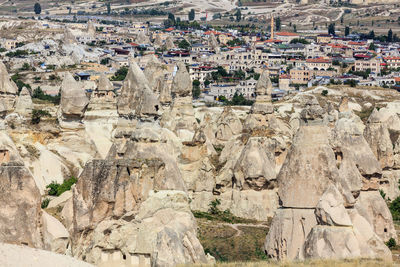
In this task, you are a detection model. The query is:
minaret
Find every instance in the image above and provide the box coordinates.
[271,15,274,39]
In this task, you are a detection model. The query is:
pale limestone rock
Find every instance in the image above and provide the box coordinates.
[208,33,219,52]
[364,107,394,169]
[117,61,160,120]
[380,170,400,201]
[63,28,77,45]
[0,243,93,267]
[348,209,392,261]
[315,185,352,226]
[278,124,337,208]
[136,31,150,45]
[355,190,396,242]
[153,34,163,47]
[264,208,317,260]
[0,162,43,248]
[215,106,242,143]
[338,96,350,112]
[171,62,192,98]
[144,55,166,94]
[42,211,69,254]
[233,137,276,190]
[59,72,89,118]
[47,190,72,209]
[0,61,18,114]
[160,63,198,140]
[303,226,361,259]
[87,20,96,37]
[14,87,33,116]
[165,36,175,50]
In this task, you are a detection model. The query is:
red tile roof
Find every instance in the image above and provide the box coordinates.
[306,57,331,63]
[276,32,299,37]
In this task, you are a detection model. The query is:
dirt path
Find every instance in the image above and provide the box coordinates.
[222,223,269,237]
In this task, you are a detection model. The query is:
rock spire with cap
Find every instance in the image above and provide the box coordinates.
[59,72,89,117]
[117,61,160,120]
[171,62,192,98]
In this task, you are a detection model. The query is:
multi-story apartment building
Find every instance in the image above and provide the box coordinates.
[355,58,381,74]
[305,57,332,71]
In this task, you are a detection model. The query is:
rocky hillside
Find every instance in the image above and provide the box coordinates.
[0,53,399,266]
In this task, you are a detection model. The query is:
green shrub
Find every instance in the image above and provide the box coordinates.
[57,177,77,196]
[46,177,77,196]
[321,89,328,96]
[41,198,50,209]
[31,109,51,124]
[111,66,128,81]
[389,196,400,221]
[386,237,396,249]
[46,181,59,196]
[32,87,60,104]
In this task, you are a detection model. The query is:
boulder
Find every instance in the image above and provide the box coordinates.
[315,185,352,226]
[303,226,361,259]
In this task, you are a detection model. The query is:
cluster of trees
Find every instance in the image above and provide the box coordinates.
[32,87,60,104]
[218,92,254,106]
[110,66,128,81]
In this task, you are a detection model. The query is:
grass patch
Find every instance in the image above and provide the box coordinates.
[196,219,269,262]
[355,107,374,123]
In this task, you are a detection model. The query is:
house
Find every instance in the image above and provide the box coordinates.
[317,34,332,44]
[355,57,381,74]
[275,32,299,43]
[305,57,332,71]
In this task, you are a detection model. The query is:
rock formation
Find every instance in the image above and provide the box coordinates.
[264,97,394,261]
[59,72,89,122]
[87,73,115,111]
[244,70,280,132]
[136,31,150,45]
[63,28,77,45]
[0,61,18,115]
[68,129,208,266]
[144,54,166,95]
[161,62,198,141]
[165,36,175,50]
[14,87,33,116]
[87,20,96,37]
[0,242,93,267]
[208,33,220,53]
[117,61,160,120]
[153,34,163,47]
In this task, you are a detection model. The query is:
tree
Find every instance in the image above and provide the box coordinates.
[328,23,335,35]
[388,29,393,42]
[367,30,375,40]
[168,13,175,22]
[188,9,195,21]
[178,39,190,50]
[34,2,41,14]
[192,80,200,99]
[275,17,281,31]
[106,2,111,15]
[345,26,350,36]
[235,9,241,22]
